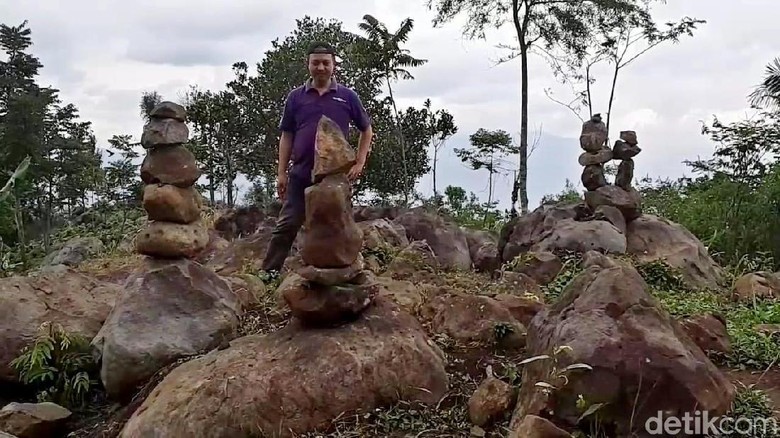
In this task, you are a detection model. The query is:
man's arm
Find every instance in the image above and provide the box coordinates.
[278,131,293,177]
[356,124,373,166]
[350,90,373,167]
[278,91,296,176]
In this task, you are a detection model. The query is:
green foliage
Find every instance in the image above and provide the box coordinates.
[426,185,509,233]
[720,384,780,438]
[638,109,780,267]
[539,179,582,207]
[539,251,584,301]
[10,321,98,409]
[650,289,780,370]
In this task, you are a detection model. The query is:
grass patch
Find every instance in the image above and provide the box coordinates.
[642,262,780,370]
[719,383,780,437]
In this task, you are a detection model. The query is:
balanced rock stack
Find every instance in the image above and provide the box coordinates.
[135,101,208,258]
[578,113,611,191]
[577,114,643,223]
[612,130,641,189]
[282,115,376,327]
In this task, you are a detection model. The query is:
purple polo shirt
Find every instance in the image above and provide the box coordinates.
[279,78,371,180]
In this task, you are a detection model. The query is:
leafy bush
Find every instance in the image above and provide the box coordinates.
[10,321,99,409]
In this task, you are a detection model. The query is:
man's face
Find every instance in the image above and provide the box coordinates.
[307,53,333,81]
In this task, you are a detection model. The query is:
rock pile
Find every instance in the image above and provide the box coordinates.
[135,102,208,258]
[281,115,376,327]
[578,114,642,223]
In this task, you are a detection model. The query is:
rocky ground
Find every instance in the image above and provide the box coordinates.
[1,199,779,438]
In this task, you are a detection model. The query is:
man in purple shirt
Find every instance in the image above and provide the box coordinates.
[261,41,373,275]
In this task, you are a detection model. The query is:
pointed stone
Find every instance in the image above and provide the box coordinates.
[312,115,356,183]
[616,159,634,189]
[580,114,608,152]
[620,130,638,145]
[612,140,641,160]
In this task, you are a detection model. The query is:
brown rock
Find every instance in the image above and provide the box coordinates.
[421,290,526,348]
[301,174,362,268]
[0,269,119,382]
[498,203,589,263]
[581,165,607,191]
[465,229,500,273]
[119,297,449,438]
[374,276,425,314]
[393,208,473,271]
[497,271,543,298]
[142,184,201,224]
[578,148,612,166]
[626,215,725,291]
[510,251,562,285]
[150,101,186,122]
[297,254,364,285]
[620,130,638,145]
[468,376,517,427]
[282,272,378,327]
[680,314,731,355]
[584,184,642,221]
[135,220,209,258]
[531,218,626,254]
[509,415,571,438]
[612,140,641,159]
[0,402,71,438]
[731,272,780,301]
[593,205,626,235]
[312,115,356,183]
[615,159,634,189]
[493,293,545,327]
[92,258,241,401]
[357,218,409,250]
[141,118,189,149]
[509,262,735,435]
[581,250,620,269]
[382,240,439,282]
[579,114,608,152]
[140,145,201,188]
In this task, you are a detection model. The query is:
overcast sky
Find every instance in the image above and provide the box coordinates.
[2,0,778,210]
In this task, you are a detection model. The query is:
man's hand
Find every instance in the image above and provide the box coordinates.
[347,161,364,182]
[277,171,288,200]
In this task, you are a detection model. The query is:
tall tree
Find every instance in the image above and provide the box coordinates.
[542,6,703,141]
[749,57,780,112]
[426,0,649,216]
[422,99,458,204]
[455,128,519,207]
[358,14,427,205]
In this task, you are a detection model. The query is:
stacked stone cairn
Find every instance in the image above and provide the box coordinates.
[281,115,378,327]
[135,101,208,258]
[578,113,643,227]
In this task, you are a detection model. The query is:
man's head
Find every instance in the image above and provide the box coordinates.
[306,41,335,84]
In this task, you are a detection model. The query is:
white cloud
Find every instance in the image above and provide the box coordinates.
[1,0,778,211]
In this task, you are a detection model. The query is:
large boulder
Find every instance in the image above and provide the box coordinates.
[625,214,725,290]
[464,229,501,273]
[498,203,589,263]
[0,269,119,382]
[92,258,243,400]
[731,272,780,302]
[119,297,448,437]
[41,236,104,268]
[530,219,626,255]
[393,209,473,271]
[509,259,735,436]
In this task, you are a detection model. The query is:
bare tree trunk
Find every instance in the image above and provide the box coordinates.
[433,144,438,205]
[605,60,620,145]
[387,81,409,206]
[518,42,530,215]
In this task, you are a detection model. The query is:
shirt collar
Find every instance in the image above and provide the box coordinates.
[304,77,339,92]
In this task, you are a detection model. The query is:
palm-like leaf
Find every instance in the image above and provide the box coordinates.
[748,57,780,111]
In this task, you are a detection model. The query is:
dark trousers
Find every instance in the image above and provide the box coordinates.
[262,174,311,272]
